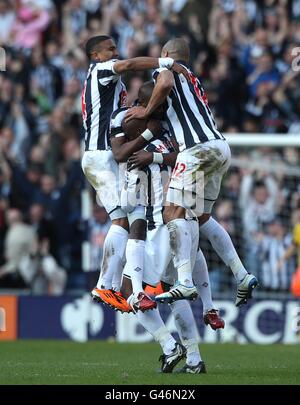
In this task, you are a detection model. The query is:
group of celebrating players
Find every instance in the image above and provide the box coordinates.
[81,35,258,374]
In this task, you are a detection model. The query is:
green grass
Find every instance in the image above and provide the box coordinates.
[0,341,300,385]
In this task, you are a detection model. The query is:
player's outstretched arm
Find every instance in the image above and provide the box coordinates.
[113,57,169,74]
[113,57,189,80]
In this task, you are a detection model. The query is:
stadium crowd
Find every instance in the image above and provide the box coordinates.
[0,0,299,295]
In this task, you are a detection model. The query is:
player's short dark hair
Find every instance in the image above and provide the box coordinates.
[85,35,111,58]
[138,81,154,104]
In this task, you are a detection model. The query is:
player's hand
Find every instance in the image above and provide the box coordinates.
[172,62,191,82]
[128,151,153,170]
[125,106,147,122]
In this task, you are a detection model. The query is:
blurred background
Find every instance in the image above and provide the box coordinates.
[0,0,299,343]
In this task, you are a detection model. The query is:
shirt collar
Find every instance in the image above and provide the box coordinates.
[176,59,189,68]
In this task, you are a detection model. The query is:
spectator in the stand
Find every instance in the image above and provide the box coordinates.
[28,202,56,258]
[247,50,280,98]
[209,38,247,130]
[239,172,279,275]
[260,217,293,291]
[245,80,288,133]
[222,169,241,203]
[3,152,43,212]
[29,47,63,109]
[33,152,83,270]
[0,208,36,288]
[240,173,278,238]
[19,237,67,295]
[0,0,15,45]
[11,0,52,50]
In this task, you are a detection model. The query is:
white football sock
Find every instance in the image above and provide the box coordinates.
[199,217,248,283]
[167,219,193,287]
[192,249,214,313]
[126,239,145,294]
[169,300,201,365]
[111,259,124,291]
[137,309,176,355]
[184,339,201,366]
[97,224,128,289]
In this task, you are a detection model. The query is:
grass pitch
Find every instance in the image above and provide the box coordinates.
[0,341,299,385]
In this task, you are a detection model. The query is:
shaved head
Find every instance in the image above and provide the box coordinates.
[162,38,190,63]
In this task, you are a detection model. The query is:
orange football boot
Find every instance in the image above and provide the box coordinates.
[145,282,164,297]
[91,288,132,313]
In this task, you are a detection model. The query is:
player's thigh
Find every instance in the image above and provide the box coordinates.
[166,148,204,214]
[82,151,125,218]
[143,226,172,287]
[203,142,231,213]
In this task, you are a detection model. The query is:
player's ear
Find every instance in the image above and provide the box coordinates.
[90,50,98,60]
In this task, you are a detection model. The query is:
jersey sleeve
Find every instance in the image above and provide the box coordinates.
[293,224,300,246]
[110,109,127,138]
[152,67,168,82]
[96,59,119,86]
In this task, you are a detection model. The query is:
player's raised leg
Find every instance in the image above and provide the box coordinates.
[198,213,258,307]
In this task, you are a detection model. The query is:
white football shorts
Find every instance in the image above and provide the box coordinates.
[81,150,126,220]
[166,139,231,215]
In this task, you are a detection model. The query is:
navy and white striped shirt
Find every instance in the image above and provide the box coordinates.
[109,107,174,230]
[144,135,174,230]
[153,63,225,152]
[82,59,127,151]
